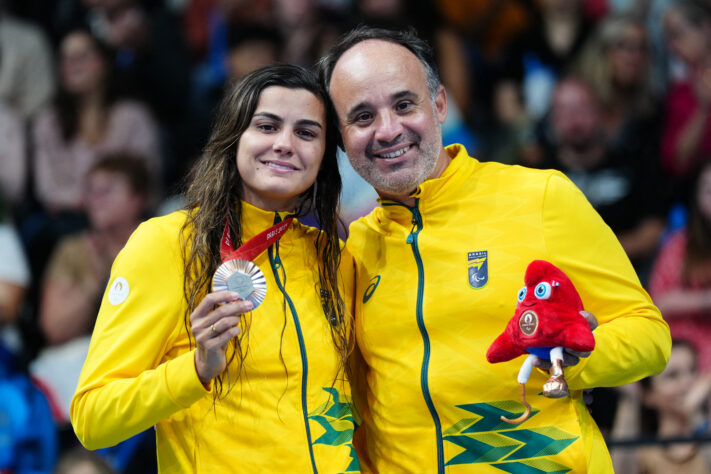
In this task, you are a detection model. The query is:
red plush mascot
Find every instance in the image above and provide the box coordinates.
[486,260,595,424]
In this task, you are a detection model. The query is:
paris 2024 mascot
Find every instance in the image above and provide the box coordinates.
[486,260,596,424]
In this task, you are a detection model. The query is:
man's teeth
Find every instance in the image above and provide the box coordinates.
[266,162,295,170]
[379,145,411,158]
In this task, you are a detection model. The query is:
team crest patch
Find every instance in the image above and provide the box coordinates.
[468,251,488,289]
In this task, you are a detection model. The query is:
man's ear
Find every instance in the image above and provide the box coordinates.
[434,85,447,123]
[434,85,448,125]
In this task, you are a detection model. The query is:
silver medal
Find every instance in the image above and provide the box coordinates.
[212,259,267,309]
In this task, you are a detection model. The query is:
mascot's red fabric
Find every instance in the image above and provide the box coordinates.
[486,260,595,363]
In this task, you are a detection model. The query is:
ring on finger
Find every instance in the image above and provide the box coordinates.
[211,324,218,336]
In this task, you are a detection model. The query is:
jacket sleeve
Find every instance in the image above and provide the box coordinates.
[541,172,671,389]
[70,218,209,450]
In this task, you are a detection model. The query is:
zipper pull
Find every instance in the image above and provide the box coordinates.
[406,203,421,244]
[406,218,416,244]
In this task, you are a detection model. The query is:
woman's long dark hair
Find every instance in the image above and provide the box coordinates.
[55,28,118,141]
[684,162,711,286]
[180,64,350,399]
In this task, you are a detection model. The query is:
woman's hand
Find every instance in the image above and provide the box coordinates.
[190,291,253,385]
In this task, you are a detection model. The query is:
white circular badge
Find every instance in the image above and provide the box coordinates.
[108,277,130,305]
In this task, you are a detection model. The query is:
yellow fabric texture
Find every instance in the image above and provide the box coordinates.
[347,144,670,473]
[71,201,359,473]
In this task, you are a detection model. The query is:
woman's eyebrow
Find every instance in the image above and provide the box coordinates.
[253,112,322,129]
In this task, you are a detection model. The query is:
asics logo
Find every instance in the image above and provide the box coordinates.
[363,275,381,303]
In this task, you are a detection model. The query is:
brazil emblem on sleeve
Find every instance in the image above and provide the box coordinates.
[468,251,488,289]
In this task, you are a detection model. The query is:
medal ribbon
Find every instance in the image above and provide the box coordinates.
[220,216,293,263]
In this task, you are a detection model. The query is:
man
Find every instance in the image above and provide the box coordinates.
[543,76,668,284]
[318,26,670,473]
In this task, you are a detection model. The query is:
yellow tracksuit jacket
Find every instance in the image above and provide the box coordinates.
[71,201,359,473]
[347,144,670,473]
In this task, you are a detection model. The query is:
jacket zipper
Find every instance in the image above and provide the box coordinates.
[388,200,445,472]
[268,216,318,474]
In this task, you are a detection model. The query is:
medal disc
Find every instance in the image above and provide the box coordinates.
[212,259,267,309]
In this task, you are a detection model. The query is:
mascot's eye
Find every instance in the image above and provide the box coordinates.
[534,282,552,299]
[517,286,527,302]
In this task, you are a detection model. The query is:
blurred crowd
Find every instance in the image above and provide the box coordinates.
[4,0,711,472]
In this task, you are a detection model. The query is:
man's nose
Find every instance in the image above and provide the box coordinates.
[374,111,404,143]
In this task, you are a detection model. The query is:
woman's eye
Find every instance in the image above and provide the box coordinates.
[517,286,527,302]
[534,282,552,299]
[296,129,317,139]
[257,124,276,132]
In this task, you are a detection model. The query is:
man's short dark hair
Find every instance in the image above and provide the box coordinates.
[317,25,441,100]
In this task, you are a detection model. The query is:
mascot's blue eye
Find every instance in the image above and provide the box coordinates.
[517,286,527,302]
[534,282,552,299]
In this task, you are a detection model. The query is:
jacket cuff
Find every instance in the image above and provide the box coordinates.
[164,350,211,408]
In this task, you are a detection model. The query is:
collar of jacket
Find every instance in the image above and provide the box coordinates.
[375,143,479,225]
[238,200,297,242]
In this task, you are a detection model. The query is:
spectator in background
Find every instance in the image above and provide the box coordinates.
[661,0,711,200]
[637,340,711,473]
[650,161,711,372]
[0,102,26,209]
[85,0,190,188]
[225,23,282,82]
[539,77,667,282]
[574,13,662,158]
[0,0,55,120]
[508,0,594,121]
[38,154,150,349]
[32,27,161,214]
[611,340,711,474]
[54,447,116,474]
[272,0,345,67]
[435,0,532,123]
[31,153,150,431]
[182,0,273,63]
[0,195,31,350]
[189,23,283,176]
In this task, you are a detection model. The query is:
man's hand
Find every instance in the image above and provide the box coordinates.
[534,310,598,370]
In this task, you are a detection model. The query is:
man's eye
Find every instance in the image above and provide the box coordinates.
[396,101,413,112]
[355,112,373,123]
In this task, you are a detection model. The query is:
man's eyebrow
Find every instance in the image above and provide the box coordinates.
[346,102,370,120]
[253,112,322,128]
[392,90,418,101]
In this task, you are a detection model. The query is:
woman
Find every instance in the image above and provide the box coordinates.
[40,153,151,348]
[70,64,358,473]
[610,340,711,474]
[660,0,711,190]
[32,28,161,213]
[650,161,711,372]
[574,13,660,157]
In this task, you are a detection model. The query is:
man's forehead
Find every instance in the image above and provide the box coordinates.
[336,40,419,70]
[330,39,424,90]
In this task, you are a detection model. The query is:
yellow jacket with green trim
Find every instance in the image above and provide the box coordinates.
[71,201,359,473]
[347,144,670,474]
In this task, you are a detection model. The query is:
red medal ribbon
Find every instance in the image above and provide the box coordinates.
[220,216,293,262]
